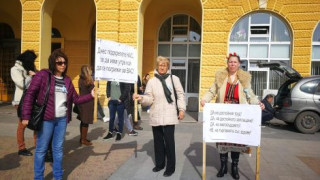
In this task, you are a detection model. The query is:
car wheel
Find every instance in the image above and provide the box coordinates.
[294,111,320,134]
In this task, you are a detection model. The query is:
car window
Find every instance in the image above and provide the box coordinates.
[300,80,319,94]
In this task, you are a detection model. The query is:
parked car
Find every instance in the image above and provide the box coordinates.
[258,62,320,134]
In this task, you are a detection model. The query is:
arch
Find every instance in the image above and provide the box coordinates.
[228,11,293,98]
[0,0,21,102]
[311,22,320,75]
[0,23,15,39]
[41,0,96,73]
[139,0,202,109]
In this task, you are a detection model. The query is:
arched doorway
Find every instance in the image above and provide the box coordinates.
[157,14,201,107]
[42,0,96,79]
[140,0,202,111]
[0,0,21,102]
[229,12,292,98]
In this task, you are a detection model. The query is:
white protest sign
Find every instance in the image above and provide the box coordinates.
[95,39,137,83]
[203,103,261,146]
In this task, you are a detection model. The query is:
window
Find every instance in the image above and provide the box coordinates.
[229,13,291,98]
[311,23,320,75]
[158,14,201,98]
[300,80,319,94]
[51,28,63,52]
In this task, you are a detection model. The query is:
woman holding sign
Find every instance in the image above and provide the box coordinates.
[133,56,186,177]
[200,53,264,180]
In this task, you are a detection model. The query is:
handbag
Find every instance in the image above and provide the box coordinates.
[170,75,179,116]
[19,72,51,131]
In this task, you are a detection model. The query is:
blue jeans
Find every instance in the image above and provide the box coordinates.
[108,100,125,133]
[34,117,67,180]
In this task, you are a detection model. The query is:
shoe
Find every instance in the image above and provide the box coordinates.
[103,117,109,123]
[116,133,122,141]
[18,149,33,156]
[133,125,143,130]
[147,109,150,113]
[163,171,174,177]
[128,130,138,136]
[103,132,113,140]
[152,167,164,172]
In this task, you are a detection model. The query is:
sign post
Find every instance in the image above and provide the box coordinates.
[202,103,262,180]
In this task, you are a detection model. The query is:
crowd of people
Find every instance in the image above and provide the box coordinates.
[11,49,275,179]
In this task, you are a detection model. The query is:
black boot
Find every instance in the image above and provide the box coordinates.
[217,153,228,177]
[231,152,240,180]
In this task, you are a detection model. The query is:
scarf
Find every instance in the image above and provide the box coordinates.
[155,73,173,103]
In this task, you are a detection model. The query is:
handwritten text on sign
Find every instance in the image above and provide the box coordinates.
[95,39,137,83]
[203,103,261,146]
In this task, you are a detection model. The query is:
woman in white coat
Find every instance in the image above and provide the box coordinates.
[133,56,186,177]
[10,50,37,156]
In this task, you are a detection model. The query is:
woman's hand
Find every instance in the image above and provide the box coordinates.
[132,93,142,101]
[28,70,35,76]
[259,101,265,110]
[91,87,98,98]
[21,120,29,126]
[200,99,206,107]
[178,111,185,120]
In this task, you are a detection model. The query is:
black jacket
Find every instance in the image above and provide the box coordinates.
[261,98,275,115]
[107,81,131,114]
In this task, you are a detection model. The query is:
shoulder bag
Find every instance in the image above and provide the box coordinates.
[170,75,179,116]
[19,72,51,131]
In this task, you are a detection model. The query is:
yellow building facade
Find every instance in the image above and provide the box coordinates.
[1,0,320,112]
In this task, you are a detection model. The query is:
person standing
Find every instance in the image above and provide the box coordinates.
[200,53,264,180]
[78,65,95,146]
[11,50,37,156]
[133,56,186,177]
[103,81,131,141]
[21,49,94,180]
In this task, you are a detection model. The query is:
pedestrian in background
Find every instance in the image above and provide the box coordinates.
[261,94,275,125]
[21,49,94,180]
[103,81,131,141]
[78,65,95,146]
[133,56,186,177]
[11,50,37,156]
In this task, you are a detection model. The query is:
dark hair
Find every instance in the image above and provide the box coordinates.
[48,48,68,76]
[265,94,274,99]
[17,50,37,72]
[227,52,241,63]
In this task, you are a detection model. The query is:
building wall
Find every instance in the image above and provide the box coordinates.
[2,0,319,109]
[200,0,320,104]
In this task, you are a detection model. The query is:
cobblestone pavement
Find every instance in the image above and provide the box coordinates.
[0,103,320,180]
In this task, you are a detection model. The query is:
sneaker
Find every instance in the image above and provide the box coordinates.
[103,117,109,123]
[147,109,150,113]
[18,149,33,156]
[128,130,138,136]
[116,133,122,141]
[103,132,113,140]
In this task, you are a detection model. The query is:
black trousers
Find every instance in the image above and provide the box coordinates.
[152,125,175,173]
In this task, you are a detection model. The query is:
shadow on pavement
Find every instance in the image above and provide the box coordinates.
[184,142,220,179]
[0,152,22,170]
[104,140,138,161]
[44,127,106,179]
[137,139,155,165]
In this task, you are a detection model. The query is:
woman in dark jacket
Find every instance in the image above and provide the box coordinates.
[21,49,94,180]
[78,65,94,146]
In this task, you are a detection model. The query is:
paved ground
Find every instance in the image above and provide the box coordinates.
[0,102,319,180]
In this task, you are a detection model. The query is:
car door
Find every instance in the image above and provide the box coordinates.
[313,80,320,109]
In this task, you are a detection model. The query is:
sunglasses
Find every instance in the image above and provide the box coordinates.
[56,61,67,66]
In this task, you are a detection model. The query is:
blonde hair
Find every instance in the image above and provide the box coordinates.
[80,65,93,86]
[156,56,170,69]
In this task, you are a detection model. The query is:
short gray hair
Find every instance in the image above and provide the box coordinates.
[156,56,170,69]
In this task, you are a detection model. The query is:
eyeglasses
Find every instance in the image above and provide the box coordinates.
[56,61,67,66]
